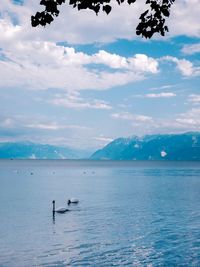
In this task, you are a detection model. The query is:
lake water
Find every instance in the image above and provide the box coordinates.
[0,160,200,266]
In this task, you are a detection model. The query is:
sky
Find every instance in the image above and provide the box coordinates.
[0,0,200,150]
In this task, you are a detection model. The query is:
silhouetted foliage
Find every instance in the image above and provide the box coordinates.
[31,0,175,38]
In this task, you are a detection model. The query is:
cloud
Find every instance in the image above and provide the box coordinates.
[188,94,200,105]
[1,0,200,47]
[0,1,198,94]
[176,108,200,127]
[0,114,95,148]
[0,40,159,91]
[163,56,200,77]
[182,43,200,55]
[169,0,200,38]
[0,19,21,41]
[0,1,144,44]
[111,112,153,122]
[144,108,200,133]
[0,115,89,132]
[131,91,177,99]
[93,135,114,143]
[50,92,112,110]
[0,117,15,128]
[1,0,200,150]
[93,50,128,69]
[26,122,89,130]
[145,92,176,98]
[109,107,200,136]
[93,51,158,73]
[128,54,159,73]
[149,84,175,91]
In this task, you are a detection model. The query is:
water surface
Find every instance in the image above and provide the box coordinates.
[0,160,200,266]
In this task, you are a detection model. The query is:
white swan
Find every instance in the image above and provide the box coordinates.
[52,200,70,213]
[68,198,79,205]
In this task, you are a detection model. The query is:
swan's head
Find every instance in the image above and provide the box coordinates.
[67,199,70,205]
[52,200,55,204]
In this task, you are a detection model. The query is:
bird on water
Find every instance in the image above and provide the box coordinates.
[68,198,79,205]
[52,200,70,214]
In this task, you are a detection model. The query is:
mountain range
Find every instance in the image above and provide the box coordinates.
[90,132,200,160]
[1,133,200,160]
[0,141,92,159]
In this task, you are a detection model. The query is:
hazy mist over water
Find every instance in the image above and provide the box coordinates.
[0,160,200,266]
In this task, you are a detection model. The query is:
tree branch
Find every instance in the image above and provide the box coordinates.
[31,0,175,38]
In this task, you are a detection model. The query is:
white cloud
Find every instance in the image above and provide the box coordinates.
[93,50,128,69]
[0,1,198,95]
[93,136,114,143]
[1,1,138,45]
[163,56,200,77]
[176,108,200,128]
[50,92,112,110]
[169,0,200,38]
[182,43,200,55]
[145,92,176,98]
[0,19,21,41]
[111,112,153,122]
[26,122,89,130]
[0,118,15,128]
[145,108,200,133]
[188,94,200,105]
[0,40,159,91]
[149,84,175,91]
[0,115,89,131]
[0,114,95,148]
[97,52,158,74]
[1,0,200,150]
[175,59,196,77]
[128,54,159,74]
[1,0,200,47]
[93,51,158,73]
[110,107,200,136]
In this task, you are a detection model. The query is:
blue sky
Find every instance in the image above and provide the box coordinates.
[0,0,200,150]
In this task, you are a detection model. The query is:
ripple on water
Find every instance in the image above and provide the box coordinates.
[0,160,200,266]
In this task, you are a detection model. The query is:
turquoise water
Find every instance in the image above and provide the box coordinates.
[0,160,200,266]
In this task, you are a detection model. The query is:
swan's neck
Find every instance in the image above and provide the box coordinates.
[52,201,55,213]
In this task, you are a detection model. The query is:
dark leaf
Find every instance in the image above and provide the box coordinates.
[127,0,136,5]
[31,0,176,39]
[161,8,170,17]
[139,10,148,19]
[31,16,39,27]
[92,4,101,14]
[103,5,112,14]
[45,13,54,24]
